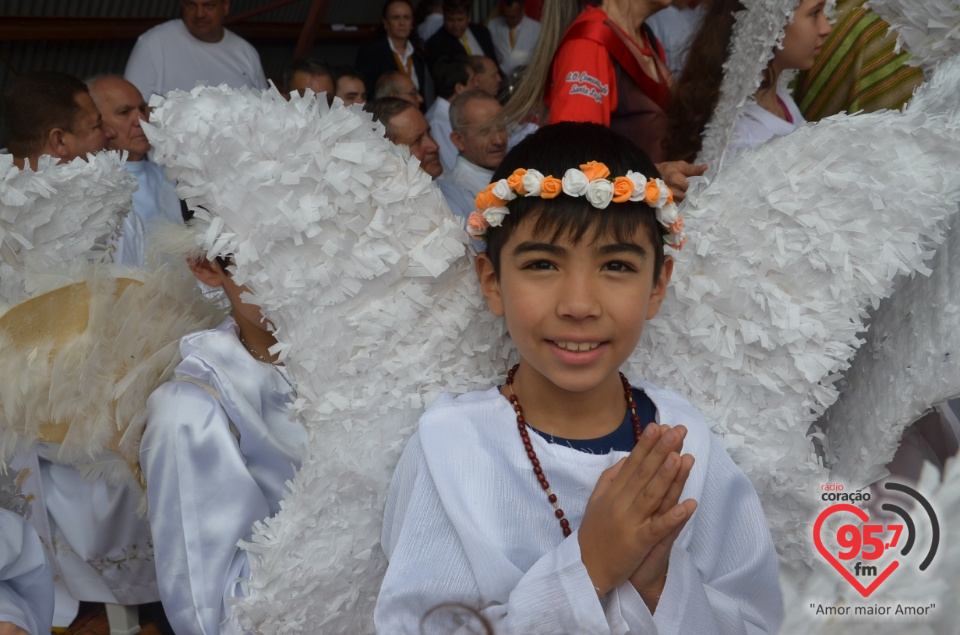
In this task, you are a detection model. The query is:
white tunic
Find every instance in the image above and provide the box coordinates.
[141,318,307,635]
[727,89,805,159]
[0,509,53,635]
[124,20,268,100]
[376,384,783,634]
[488,15,542,77]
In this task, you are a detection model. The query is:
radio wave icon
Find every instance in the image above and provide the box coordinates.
[881,483,940,571]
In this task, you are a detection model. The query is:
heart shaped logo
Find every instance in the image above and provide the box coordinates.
[813,503,900,597]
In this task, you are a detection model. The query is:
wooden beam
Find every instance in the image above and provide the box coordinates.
[0,17,378,42]
[225,0,303,25]
[292,0,330,59]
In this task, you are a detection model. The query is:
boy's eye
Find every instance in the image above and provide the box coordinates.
[602,260,637,272]
[523,259,556,271]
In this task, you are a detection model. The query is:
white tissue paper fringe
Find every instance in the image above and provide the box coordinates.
[0,151,224,499]
[0,152,133,310]
[146,86,513,634]
[633,54,960,629]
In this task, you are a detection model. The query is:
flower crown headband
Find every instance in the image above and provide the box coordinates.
[466,161,686,250]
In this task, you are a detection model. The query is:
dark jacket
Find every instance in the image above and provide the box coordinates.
[355,36,432,106]
[426,24,498,70]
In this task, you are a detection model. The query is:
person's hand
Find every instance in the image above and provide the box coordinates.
[0,622,30,635]
[578,423,694,596]
[655,161,708,202]
[628,438,697,613]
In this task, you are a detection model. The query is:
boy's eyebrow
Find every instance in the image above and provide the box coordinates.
[596,243,648,258]
[511,241,566,256]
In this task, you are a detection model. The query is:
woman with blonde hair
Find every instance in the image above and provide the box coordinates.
[503,0,706,199]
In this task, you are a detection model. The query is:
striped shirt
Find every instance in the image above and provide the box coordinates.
[793,0,923,121]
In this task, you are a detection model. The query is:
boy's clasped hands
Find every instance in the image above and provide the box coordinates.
[579,422,697,613]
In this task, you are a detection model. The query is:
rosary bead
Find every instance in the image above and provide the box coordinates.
[507,364,641,538]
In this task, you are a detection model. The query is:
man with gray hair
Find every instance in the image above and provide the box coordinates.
[365,97,441,179]
[88,76,183,232]
[374,71,424,107]
[438,89,507,222]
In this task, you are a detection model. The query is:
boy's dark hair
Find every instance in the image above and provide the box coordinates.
[282,58,332,90]
[432,56,473,100]
[485,122,665,282]
[3,72,89,158]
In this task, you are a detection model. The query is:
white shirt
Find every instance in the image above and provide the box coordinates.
[124,159,183,229]
[452,154,493,206]
[646,5,707,79]
[439,155,492,223]
[462,28,483,59]
[727,88,806,160]
[142,318,307,635]
[124,19,268,99]
[388,38,420,89]
[417,13,444,45]
[488,15,542,76]
[425,97,457,174]
[376,384,784,633]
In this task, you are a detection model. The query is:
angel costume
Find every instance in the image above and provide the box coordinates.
[0,508,53,635]
[376,385,783,634]
[141,317,306,635]
[726,89,804,158]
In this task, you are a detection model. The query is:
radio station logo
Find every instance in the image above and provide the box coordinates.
[813,482,940,598]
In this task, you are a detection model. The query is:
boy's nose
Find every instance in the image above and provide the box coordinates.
[556,274,601,319]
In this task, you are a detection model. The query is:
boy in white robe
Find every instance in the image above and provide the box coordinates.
[141,246,307,634]
[376,122,784,634]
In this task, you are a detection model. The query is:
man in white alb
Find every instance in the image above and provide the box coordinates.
[124,0,268,100]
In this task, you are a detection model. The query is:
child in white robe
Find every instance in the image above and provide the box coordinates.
[140,247,307,635]
[667,0,833,162]
[376,122,783,634]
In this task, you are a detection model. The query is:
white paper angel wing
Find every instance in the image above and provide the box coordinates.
[0,152,134,308]
[625,53,960,570]
[818,55,960,488]
[146,86,515,633]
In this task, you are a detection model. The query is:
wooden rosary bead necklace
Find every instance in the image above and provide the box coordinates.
[505,363,643,537]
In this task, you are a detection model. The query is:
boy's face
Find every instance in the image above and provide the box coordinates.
[477,214,672,396]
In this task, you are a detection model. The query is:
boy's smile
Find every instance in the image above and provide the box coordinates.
[477,214,673,436]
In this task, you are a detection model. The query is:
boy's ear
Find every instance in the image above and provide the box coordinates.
[645,254,674,320]
[475,252,504,317]
[187,257,225,288]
